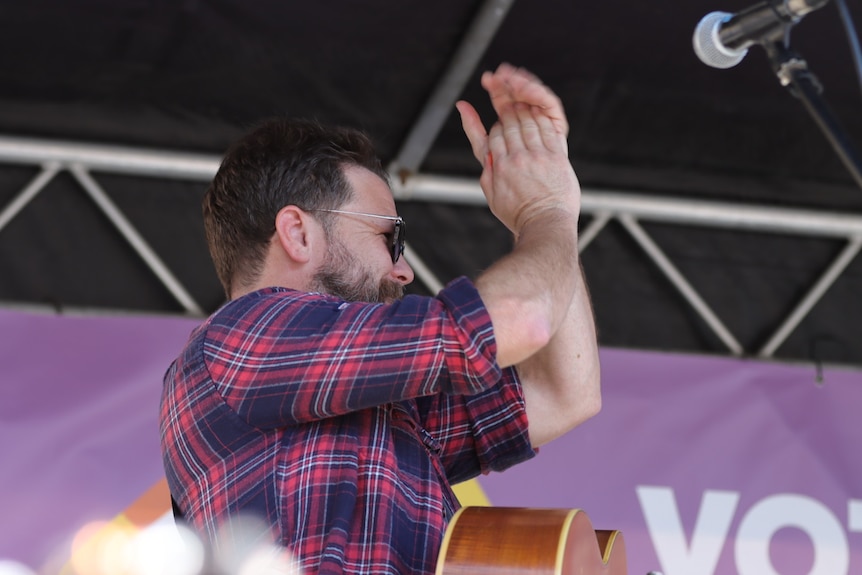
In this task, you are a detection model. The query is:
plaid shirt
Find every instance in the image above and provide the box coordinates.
[160,276,535,575]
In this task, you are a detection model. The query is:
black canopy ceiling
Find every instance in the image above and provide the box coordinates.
[0,0,860,368]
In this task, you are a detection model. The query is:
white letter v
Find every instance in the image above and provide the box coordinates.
[637,485,739,575]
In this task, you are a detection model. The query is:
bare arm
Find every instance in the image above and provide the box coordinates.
[517,261,601,447]
[457,63,601,445]
[458,83,580,367]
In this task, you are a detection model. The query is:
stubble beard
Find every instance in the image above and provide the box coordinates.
[310,236,404,304]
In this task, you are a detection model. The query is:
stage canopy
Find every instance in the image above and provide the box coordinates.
[0,0,860,367]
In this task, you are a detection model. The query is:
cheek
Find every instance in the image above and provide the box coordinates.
[359,236,394,270]
[343,243,387,280]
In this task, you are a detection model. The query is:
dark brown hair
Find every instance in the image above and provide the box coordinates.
[203,118,388,297]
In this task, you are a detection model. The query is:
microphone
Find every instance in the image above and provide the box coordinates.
[693,0,831,69]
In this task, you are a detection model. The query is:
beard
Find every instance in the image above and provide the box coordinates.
[310,235,404,304]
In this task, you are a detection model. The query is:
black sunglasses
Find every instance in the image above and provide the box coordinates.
[311,209,407,264]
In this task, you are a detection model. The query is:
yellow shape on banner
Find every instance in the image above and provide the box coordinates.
[123,478,172,528]
[451,478,490,506]
[60,479,172,575]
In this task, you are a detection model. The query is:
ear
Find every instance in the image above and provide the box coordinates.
[274,205,315,264]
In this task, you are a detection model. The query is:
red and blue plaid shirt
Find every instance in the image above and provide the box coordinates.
[160,276,535,575]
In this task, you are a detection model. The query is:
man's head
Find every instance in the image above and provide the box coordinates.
[203,118,409,300]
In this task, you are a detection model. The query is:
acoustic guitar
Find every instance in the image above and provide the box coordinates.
[436,506,627,575]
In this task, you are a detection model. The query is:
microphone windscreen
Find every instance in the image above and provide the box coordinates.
[693,11,749,69]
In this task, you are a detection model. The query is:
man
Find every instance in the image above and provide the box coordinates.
[160,63,600,575]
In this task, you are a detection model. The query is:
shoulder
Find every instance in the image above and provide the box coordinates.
[205,276,489,338]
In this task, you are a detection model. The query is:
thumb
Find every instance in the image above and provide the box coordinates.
[455,100,489,167]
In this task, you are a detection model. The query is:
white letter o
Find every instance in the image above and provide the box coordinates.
[735,494,848,575]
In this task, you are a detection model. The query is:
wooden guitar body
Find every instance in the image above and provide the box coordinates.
[436,506,627,575]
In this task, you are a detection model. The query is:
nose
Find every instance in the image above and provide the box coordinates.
[392,253,414,286]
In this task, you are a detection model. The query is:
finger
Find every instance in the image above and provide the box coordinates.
[498,103,527,153]
[531,105,567,155]
[482,65,523,115]
[487,120,508,162]
[514,102,544,151]
[455,100,489,166]
[483,64,569,137]
[504,71,568,137]
[482,69,516,117]
[481,62,528,96]
[497,62,542,87]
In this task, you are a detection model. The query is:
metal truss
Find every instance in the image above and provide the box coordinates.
[1,134,861,360]
[393,175,862,359]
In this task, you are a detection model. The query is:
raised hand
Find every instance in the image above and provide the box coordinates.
[456,64,579,234]
[481,63,568,138]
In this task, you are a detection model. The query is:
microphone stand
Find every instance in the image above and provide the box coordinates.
[763,39,862,192]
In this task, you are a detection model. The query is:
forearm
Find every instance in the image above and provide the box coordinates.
[476,207,580,368]
[517,260,601,447]
[461,63,585,370]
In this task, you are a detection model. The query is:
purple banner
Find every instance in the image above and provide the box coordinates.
[1,310,860,574]
[0,309,201,569]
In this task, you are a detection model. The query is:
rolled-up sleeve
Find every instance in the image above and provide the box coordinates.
[203,277,507,428]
